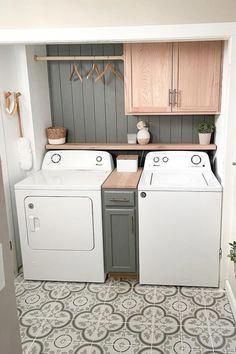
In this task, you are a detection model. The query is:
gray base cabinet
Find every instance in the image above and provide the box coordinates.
[102,190,138,273]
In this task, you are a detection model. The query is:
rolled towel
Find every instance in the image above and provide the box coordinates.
[17,137,33,171]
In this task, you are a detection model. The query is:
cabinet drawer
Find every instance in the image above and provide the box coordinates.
[103,191,135,207]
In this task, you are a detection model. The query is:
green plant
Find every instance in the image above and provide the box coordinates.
[198,122,215,134]
[228,242,236,262]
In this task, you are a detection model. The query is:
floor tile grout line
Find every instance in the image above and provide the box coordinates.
[38,281,77,348]
[94,282,112,329]
[201,287,215,352]
[89,282,113,352]
[90,281,135,351]
[150,285,158,350]
[177,287,185,354]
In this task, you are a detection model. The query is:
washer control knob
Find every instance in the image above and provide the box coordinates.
[140,192,147,198]
[96,156,102,162]
[51,153,61,164]
[153,157,159,163]
[191,155,202,165]
[162,157,169,163]
[28,203,34,209]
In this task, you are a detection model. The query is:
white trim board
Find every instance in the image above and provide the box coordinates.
[225,280,236,322]
[0,22,235,44]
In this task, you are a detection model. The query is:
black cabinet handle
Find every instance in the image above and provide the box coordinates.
[109,198,129,202]
[131,216,134,234]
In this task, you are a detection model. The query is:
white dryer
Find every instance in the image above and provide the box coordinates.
[15,150,113,282]
[138,151,222,287]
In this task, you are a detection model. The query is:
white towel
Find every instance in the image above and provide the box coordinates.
[17,137,33,171]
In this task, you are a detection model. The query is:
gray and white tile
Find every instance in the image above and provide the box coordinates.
[16,273,236,354]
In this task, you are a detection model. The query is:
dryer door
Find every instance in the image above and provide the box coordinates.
[25,196,94,251]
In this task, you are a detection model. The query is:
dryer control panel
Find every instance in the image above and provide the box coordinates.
[144,151,211,170]
[42,150,114,171]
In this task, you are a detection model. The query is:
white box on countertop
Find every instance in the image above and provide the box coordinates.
[117,155,138,172]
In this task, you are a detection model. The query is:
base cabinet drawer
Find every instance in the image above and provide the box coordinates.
[103,207,137,273]
[103,191,135,207]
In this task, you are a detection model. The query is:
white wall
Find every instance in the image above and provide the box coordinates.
[222,38,236,298]
[25,46,51,171]
[0,0,236,28]
[0,45,51,268]
[214,42,230,183]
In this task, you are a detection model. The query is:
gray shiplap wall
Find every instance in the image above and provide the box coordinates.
[47,44,214,143]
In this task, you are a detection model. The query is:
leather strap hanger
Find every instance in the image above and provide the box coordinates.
[4,91,17,115]
[4,91,23,137]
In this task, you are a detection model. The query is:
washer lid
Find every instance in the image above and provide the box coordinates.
[138,171,222,192]
[15,170,111,190]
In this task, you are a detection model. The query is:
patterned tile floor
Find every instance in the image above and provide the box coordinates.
[15,271,236,354]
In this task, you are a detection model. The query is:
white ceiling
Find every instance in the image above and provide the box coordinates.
[0,0,236,29]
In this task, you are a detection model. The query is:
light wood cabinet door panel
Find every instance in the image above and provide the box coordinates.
[172,41,222,113]
[124,43,173,114]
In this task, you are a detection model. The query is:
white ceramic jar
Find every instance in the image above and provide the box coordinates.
[137,127,150,145]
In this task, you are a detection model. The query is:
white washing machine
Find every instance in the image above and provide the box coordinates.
[138,151,222,287]
[15,150,113,282]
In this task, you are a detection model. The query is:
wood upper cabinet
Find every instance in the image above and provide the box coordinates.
[172,41,222,113]
[124,41,222,115]
[124,43,173,114]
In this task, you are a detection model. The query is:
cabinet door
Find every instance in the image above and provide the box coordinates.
[172,41,222,113]
[104,208,136,273]
[124,43,173,114]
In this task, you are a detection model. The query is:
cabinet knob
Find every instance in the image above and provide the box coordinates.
[233,162,236,166]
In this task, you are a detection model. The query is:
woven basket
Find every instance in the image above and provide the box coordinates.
[46,126,67,144]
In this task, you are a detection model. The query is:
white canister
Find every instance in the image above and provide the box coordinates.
[137,127,150,145]
[117,155,138,172]
[127,134,137,144]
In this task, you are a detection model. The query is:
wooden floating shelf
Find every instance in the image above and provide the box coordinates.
[45,143,217,151]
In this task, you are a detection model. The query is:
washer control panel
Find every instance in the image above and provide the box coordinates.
[144,151,211,170]
[42,150,113,171]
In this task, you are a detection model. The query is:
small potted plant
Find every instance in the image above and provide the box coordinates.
[198,121,214,145]
[228,242,236,273]
[228,242,236,262]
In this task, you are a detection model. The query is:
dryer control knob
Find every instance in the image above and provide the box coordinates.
[191,155,202,165]
[162,157,169,163]
[51,153,61,163]
[153,157,159,163]
[140,192,147,198]
[96,156,102,162]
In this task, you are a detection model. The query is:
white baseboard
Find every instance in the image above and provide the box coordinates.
[225,280,236,321]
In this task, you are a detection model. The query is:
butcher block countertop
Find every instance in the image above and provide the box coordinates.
[103,168,143,189]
